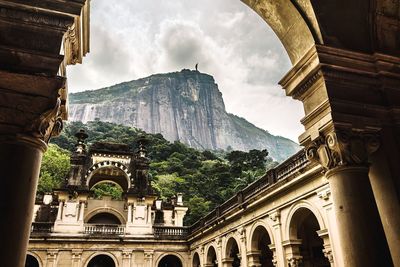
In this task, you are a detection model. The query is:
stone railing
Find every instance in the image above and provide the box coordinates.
[31,222,53,233]
[153,225,189,239]
[189,150,309,234]
[84,224,125,235]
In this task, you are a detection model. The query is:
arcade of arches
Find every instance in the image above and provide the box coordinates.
[0,0,399,267]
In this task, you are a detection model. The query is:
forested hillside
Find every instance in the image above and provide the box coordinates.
[40,120,279,225]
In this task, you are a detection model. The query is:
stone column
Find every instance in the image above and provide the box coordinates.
[221,258,233,267]
[0,71,64,267]
[78,201,85,222]
[46,249,59,267]
[238,227,247,267]
[317,229,334,267]
[268,210,284,267]
[56,200,64,221]
[71,249,83,267]
[307,131,392,267]
[246,250,261,267]
[127,203,133,223]
[144,250,154,267]
[122,250,133,267]
[282,240,302,267]
[316,186,342,266]
[369,140,400,267]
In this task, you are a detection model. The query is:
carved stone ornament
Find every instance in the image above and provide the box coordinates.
[287,257,302,267]
[306,130,380,170]
[26,98,63,145]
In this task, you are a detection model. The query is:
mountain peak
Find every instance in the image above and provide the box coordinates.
[69,71,299,161]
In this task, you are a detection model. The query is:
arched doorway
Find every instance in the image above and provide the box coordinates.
[25,255,40,267]
[206,246,218,267]
[225,237,240,267]
[87,254,116,267]
[289,208,330,267]
[250,225,274,267]
[192,252,200,267]
[158,255,182,267]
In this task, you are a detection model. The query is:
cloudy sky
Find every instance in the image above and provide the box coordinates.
[67,0,304,142]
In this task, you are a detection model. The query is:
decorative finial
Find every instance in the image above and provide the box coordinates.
[74,129,88,154]
[136,135,149,158]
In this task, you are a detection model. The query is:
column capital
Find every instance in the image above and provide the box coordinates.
[268,210,281,226]
[306,129,380,171]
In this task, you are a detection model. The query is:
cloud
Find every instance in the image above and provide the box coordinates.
[66,0,304,141]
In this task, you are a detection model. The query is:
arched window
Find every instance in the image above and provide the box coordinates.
[289,208,330,267]
[192,252,200,267]
[25,255,40,267]
[250,225,274,267]
[206,246,218,267]
[87,254,116,267]
[225,237,240,267]
[158,255,182,267]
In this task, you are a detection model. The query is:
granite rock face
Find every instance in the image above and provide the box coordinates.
[69,70,300,161]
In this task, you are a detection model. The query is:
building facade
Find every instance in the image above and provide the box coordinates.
[27,132,345,267]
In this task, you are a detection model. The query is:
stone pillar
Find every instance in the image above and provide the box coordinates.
[144,250,154,267]
[46,249,59,267]
[317,229,334,267]
[238,227,247,267]
[307,131,392,267]
[216,237,223,265]
[0,71,64,267]
[56,201,64,221]
[71,249,83,267]
[282,240,302,267]
[78,201,85,222]
[369,142,400,267]
[246,250,261,267]
[122,250,133,267]
[316,186,342,266]
[221,258,233,267]
[268,245,278,267]
[268,210,284,267]
[127,203,133,223]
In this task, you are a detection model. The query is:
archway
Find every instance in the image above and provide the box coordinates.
[250,225,274,267]
[206,246,218,267]
[158,255,182,267]
[87,254,116,267]
[25,255,40,267]
[86,161,131,191]
[192,252,200,267]
[225,237,240,267]
[91,181,124,200]
[87,212,122,225]
[289,208,330,267]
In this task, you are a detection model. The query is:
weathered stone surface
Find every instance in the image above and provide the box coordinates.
[69,70,300,161]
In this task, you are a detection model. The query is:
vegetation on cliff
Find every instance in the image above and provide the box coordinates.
[40,120,278,225]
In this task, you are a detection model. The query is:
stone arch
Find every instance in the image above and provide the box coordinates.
[25,252,43,267]
[247,220,275,250]
[286,202,330,266]
[192,251,201,267]
[85,207,126,225]
[223,236,241,267]
[86,161,131,191]
[205,244,218,267]
[84,252,119,267]
[248,223,275,267]
[155,253,184,267]
[241,0,320,64]
[284,200,326,240]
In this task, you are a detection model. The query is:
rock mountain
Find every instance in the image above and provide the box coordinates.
[69,70,300,161]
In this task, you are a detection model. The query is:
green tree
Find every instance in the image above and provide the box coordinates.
[37,144,70,194]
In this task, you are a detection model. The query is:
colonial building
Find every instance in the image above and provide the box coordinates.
[27,131,345,267]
